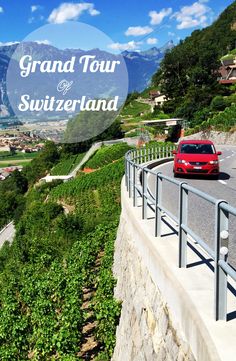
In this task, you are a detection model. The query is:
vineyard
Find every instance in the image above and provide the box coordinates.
[120,100,151,118]
[51,152,86,175]
[0,147,126,360]
[83,143,132,170]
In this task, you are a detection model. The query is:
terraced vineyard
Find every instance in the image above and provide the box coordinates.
[0,146,126,360]
[51,152,86,175]
[83,143,132,170]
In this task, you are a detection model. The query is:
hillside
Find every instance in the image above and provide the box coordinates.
[51,152,86,176]
[0,144,129,360]
[152,0,236,128]
[83,143,132,170]
[119,92,171,140]
[122,41,174,92]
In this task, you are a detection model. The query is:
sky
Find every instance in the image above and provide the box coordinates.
[0,0,234,52]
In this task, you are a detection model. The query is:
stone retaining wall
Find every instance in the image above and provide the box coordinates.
[112,214,195,361]
[182,130,236,145]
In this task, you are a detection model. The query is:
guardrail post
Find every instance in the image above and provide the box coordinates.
[125,157,128,189]
[148,148,150,161]
[142,168,147,219]
[127,160,130,193]
[133,164,137,207]
[179,183,188,268]
[155,173,162,237]
[128,162,133,198]
[215,200,229,321]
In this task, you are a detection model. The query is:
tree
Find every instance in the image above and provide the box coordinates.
[152,1,236,122]
[210,95,227,111]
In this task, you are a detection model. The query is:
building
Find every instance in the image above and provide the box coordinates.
[154,94,167,107]
[0,145,11,152]
[219,58,236,85]
[149,90,160,100]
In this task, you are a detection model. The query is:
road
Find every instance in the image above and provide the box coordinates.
[147,145,236,267]
[0,221,15,248]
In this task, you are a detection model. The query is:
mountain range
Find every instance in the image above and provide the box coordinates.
[0,41,174,117]
[121,41,174,92]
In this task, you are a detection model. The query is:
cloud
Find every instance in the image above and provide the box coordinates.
[28,15,44,24]
[29,5,44,23]
[149,8,172,25]
[0,40,51,47]
[125,26,153,37]
[48,2,100,24]
[108,41,142,52]
[147,37,158,45]
[34,40,51,45]
[31,5,40,13]
[0,41,19,46]
[168,31,175,37]
[0,6,3,13]
[174,1,212,29]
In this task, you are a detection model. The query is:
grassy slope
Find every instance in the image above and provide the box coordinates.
[121,100,151,118]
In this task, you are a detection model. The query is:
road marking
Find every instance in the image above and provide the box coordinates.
[218,180,227,185]
[226,156,231,159]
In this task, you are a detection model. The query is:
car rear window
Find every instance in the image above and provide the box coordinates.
[180,143,215,154]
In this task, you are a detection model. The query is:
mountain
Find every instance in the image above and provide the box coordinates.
[0,41,174,117]
[0,53,11,117]
[122,41,174,92]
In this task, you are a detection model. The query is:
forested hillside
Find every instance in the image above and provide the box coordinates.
[152,1,236,128]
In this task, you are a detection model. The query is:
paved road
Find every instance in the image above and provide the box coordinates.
[0,221,15,248]
[147,145,236,267]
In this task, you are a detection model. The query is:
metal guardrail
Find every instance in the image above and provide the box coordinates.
[125,145,236,321]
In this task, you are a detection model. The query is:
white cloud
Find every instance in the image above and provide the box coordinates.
[29,5,44,23]
[174,1,212,29]
[168,31,175,37]
[34,40,51,45]
[0,41,19,46]
[48,2,100,24]
[108,41,142,52]
[149,8,172,25]
[0,6,3,13]
[147,37,158,45]
[0,40,51,47]
[31,5,40,13]
[125,26,153,37]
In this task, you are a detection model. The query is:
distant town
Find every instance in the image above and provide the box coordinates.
[0,130,45,180]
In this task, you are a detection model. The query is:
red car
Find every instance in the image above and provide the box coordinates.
[173,140,221,178]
